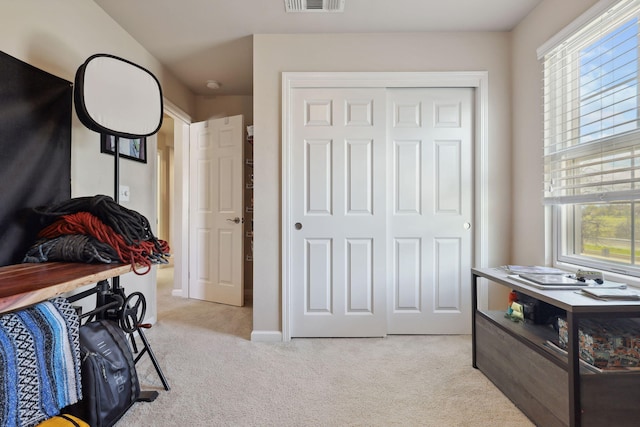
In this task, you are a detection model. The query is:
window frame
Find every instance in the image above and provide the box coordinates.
[545,0,640,278]
[554,203,640,277]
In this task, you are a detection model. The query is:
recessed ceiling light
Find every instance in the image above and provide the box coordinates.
[206,80,221,90]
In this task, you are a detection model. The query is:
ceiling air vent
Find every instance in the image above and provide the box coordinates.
[285,0,345,12]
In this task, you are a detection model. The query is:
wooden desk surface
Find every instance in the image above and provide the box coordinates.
[0,262,131,313]
[472,266,640,314]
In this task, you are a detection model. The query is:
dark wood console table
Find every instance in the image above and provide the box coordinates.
[0,262,131,313]
[472,267,640,427]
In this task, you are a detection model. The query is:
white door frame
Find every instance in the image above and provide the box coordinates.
[163,99,191,299]
[282,71,490,342]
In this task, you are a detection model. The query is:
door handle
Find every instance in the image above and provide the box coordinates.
[227,217,242,224]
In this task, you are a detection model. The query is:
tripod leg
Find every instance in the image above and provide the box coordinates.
[113,284,169,391]
[129,331,139,354]
[134,327,170,391]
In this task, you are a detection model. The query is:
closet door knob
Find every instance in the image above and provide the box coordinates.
[294,222,303,230]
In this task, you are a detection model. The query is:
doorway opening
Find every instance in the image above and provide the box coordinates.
[156,104,254,310]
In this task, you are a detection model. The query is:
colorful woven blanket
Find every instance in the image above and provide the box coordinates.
[0,298,81,427]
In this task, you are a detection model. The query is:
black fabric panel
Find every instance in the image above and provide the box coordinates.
[0,51,72,266]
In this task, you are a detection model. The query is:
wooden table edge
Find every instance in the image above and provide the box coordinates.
[0,262,132,314]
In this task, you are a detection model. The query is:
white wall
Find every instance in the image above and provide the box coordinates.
[253,32,513,337]
[511,0,600,265]
[196,95,254,124]
[0,0,195,322]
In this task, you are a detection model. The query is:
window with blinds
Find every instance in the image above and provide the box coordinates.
[541,0,640,275]
[543,0,640,204]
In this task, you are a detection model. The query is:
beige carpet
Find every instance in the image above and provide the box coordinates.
[118,268,533,427]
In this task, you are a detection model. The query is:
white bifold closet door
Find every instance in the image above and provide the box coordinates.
[289,87,472,337]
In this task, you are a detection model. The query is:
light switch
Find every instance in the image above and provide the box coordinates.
[119,185,130,202]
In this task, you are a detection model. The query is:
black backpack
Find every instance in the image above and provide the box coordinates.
[66,319,140,427]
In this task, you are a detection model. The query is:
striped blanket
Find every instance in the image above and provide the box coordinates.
[0,297,82,427]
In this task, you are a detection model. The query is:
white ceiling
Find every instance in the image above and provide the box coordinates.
[93,0,542,96]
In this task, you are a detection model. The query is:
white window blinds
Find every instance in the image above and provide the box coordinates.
[542,0,640,205]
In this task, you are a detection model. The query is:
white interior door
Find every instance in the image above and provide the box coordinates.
[189,115,244,306]
[290,88,388,337]
[386,88,473,334]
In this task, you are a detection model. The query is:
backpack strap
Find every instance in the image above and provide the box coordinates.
[57,414,81,427]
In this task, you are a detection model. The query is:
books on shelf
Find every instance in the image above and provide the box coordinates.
[543,340,640,373]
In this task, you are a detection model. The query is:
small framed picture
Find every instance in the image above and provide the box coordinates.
[100,134,147,163]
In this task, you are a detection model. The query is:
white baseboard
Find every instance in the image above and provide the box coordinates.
[250,330,282,342]
[171,288,183,298]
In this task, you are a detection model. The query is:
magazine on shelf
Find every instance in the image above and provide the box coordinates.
[503,265,566,275]
[580,288,640,301]
[509,274,629,291]
[509,275,588,290]
[518,274,583,286]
